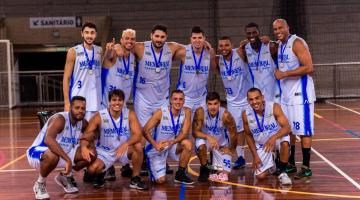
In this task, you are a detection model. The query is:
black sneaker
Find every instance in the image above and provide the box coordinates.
[174,170,194,185]
[130,176,148,190]
[83,169,95,183]
[294,165,312,179]
[104,165,116,181]
[121,164,133,178]
[285,164,297,174]
[93,172,105,189]
[166,163,174,174]
[198,164,210,182]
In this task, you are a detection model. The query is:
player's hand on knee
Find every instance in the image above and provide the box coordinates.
[116,142,129,158]
[252,155,262,172]
[264,136,276,153]
[207,136,219,150]
[81,146,94,162]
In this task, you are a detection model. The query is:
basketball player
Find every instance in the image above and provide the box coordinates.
[101,29,137,180]
[143,90,193,184]
[176,26,217,116]
[193,92,237,182]
[216,36,252,170]
[243,88,292,185]
[80,89,148,190]
[273,19,316,178]
[27,96,93,199]
[63,22,102,121]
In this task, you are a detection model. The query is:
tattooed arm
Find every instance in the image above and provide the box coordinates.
[192,107,219,150]
[222,110,237,151]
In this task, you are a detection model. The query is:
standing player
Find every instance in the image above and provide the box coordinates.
[243,88,292,185]
[176,26,216,116]
[63,22,102,121]
[27,96,93,199]
[193,92,237,182]
[240,22,280,102]
[273,19,316,178]
[217,36,252,169]
[80,89,148,190]
[143,90,194,184]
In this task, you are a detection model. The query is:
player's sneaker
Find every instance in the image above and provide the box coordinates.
[166,163,174,174]
[83,169,95,183]
[93,172,106,189]
[54,173,79,193]
[121,163,133,178]
[285,164,297,173]
[233,156,245,169]
[104,165,116,181]
[217,172,229,182]
[174,170,194,185]
[294,165,312,179]
[33,181,50,200]
[198,164,210,182]
[129,176,148,190]
[278,172,292,185]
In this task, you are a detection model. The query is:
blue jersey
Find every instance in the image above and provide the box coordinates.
[245,43,280,102]
[70,44,102,111]
[218,50,252,107]
[277,35,316,105]
[101,53,136,108]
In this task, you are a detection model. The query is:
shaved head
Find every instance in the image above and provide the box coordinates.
[273,19,289,27]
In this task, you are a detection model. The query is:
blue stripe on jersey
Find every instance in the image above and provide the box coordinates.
[101,68,109,98]
[176,62,183,89]
[69,71,74,100]
[301,75,312,136]
[133,62,139,103]
[145,126,158,153]
[224,129,229,145]
[274,57,282,99]
[146,157,155,182]
[247,64,255,86]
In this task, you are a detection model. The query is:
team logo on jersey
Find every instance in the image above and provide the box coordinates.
[77,52,84,56]
[145,51,152,56]
[248,119,255,123]
[165,51,172,55]
[186,56,192,60]
[103,119,109,123]
[204,57,210,60]
[163,116,169,120]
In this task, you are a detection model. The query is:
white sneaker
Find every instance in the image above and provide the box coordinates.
[217,173,229,182]
[33,181,50,200]
[54,173,79,193]
[278,172,292,185]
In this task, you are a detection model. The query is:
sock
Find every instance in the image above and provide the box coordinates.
[289,145,295,165]
[236,146,245,158]
[37,175,46,183]
[302,148,311,168]
[178,166,186,173]
[278,161,287,173]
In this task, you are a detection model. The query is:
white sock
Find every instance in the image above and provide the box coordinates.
[236,146,245,158]
[37,175,46,183]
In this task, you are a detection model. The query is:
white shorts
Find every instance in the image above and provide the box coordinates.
[281,103,314,136]
[195,139,231,173]
[27,145,78,170]
[184,95,206,120]
[146,144,179,181]
[96,147,130,171]
[227,105,248,132]
[134,95,167,127]
[85,111,98,121]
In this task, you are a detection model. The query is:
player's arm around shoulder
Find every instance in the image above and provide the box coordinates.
[169,42,186,62]
[133,42,145,60]
[223,110,237,150]
[273,103,291,138]
[192,107,206,139]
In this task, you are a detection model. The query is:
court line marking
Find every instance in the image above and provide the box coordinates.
[326,101,360,115]
[187,156,360,198]
[0,121,38,126]
[0,153,26,170]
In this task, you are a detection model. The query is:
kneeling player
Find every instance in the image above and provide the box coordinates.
[143,90,194,184]
[243,88,292,185]
[27,96,93,199]
[193,92,237,182]
[80,89,148,190]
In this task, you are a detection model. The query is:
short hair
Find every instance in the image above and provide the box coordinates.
[247,87,263,96]
[219,36,232,41]
[71,96,86,105]
[206,92,221,102]
[245,22,259,31]
[108,89,125,102]
[170,89,184,98]
[122,28,136,38]
[191,26,205,35]
[82,22,97,32]
[151,24,167,34]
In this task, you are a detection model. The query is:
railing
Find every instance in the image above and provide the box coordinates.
[1,62,359,107]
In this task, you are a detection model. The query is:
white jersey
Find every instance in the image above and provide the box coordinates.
[218,49,252,107]
[29,112,83,154]
[135,41,173,106]
[97,108,131,152]
[70,44,102,111]
[245,43,280,102]
[201,106,229,147]
[245,102,280,147]
[177,45,210,102]
[101,53,136,108]
[277,35,316,105]
[145,106,186,151]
